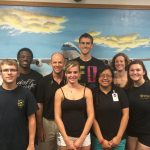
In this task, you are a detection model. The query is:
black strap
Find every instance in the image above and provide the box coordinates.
[60,87,65,98]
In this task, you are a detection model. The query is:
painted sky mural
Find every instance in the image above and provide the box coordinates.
[0,5,150,75]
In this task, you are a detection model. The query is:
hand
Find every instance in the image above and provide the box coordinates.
[74,137,84,149]
[65,138,77,150]
[101,139,112,149]
[26,144,35,150]
[37,126,45,142]
[109,136,121,148]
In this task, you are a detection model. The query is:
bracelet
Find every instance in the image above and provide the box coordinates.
[99,139,104,144]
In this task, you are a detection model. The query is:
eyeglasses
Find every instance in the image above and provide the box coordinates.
[79,42,92,45]
[1,69,18,73]
[99,74,112,79]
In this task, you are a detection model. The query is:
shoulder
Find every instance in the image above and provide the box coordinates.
[73,57,80,61]
[31,69,43,77]
[42,74,53,82]
[92,57,104,62]
[144,81,150,87]
[84,86,92,97]
[91,57,105,65]
[55,88,64,99]
[113,85,125,93]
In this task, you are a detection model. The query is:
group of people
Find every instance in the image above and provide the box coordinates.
[0,33,150,150]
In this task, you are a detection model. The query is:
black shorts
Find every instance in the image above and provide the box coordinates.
[128,131,150,147]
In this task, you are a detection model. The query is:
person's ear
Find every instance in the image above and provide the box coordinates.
[49,59,52,66]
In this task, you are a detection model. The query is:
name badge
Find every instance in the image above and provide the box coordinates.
[112,90,119,102]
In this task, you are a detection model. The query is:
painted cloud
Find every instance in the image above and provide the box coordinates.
[89,31,150,52]
[0,8,67,35]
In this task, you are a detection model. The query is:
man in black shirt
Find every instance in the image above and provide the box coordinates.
[17,47,43,99]
[0,59,37,150]
[37,52,66,150]
[74,33,105,89]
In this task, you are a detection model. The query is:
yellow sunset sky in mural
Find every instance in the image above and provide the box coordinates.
[89,31,150,52]
[0,8,67,34]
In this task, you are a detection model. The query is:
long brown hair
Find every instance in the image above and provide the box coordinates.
[126,59,149,89]
[111,53,130,71]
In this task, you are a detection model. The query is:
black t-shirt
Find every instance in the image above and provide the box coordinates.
[0,86,37,150]
[17,69,43,99]
[93,86,129,140]
[126,81,150,135]
[74,57,105,90]
[37,73,66,120]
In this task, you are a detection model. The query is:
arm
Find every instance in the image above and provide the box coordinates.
[36,102,45,142]
[93,119,112,149]
[27,114,36,150]
[74,88,94,148]
[54,89,76,150]
[93,119,104,143]
[110,108,129,147]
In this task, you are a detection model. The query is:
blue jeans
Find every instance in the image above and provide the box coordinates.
[92,135,126,150]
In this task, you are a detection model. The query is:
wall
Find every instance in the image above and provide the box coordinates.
[2,0,150,5]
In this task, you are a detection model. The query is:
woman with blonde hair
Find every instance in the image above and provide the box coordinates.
[55,60,94,150]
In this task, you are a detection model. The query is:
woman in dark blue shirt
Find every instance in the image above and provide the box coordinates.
[92,65,129,150]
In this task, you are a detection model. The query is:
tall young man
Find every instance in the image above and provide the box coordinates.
[36,52,66,150]
[0,59,37,150]
[74,33,105,89]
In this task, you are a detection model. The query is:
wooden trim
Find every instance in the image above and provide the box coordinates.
[0,1,150,9]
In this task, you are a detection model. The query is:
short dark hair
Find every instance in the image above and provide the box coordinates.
[17,48,33,60]
[79,33,93,44]
[96,65,114,83]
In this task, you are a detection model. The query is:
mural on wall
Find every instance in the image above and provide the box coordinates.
[0,4,150,77]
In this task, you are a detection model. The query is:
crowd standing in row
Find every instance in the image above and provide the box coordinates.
[0,33,150,150]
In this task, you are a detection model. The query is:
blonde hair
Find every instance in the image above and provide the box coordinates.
[65,60,80,73]
[0,59,18,70]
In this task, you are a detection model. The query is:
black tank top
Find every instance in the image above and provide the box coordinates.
[61,87,87,137]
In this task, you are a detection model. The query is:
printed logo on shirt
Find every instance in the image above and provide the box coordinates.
[80,65,97,83]
[17,99,25,109]
[140,94,150,100]
[17,79,36,89]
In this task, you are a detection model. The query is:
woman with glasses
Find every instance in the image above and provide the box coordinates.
[126,60,150,150]
[92,65,129,150]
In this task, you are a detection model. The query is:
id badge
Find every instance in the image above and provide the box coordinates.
[112,90,119,102]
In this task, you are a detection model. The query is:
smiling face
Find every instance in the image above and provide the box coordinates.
[65,61,80,84]
[51,53,65,75]
[65,65,80,84]
[115,56,126,72]
[129,64,145,83]
[79,37,93,56]
[18,51,33,69]
[99,69,113,88]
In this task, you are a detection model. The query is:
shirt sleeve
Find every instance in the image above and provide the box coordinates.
[26,90,37,116]
[118,88,129,109]
[36,78,45,103]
